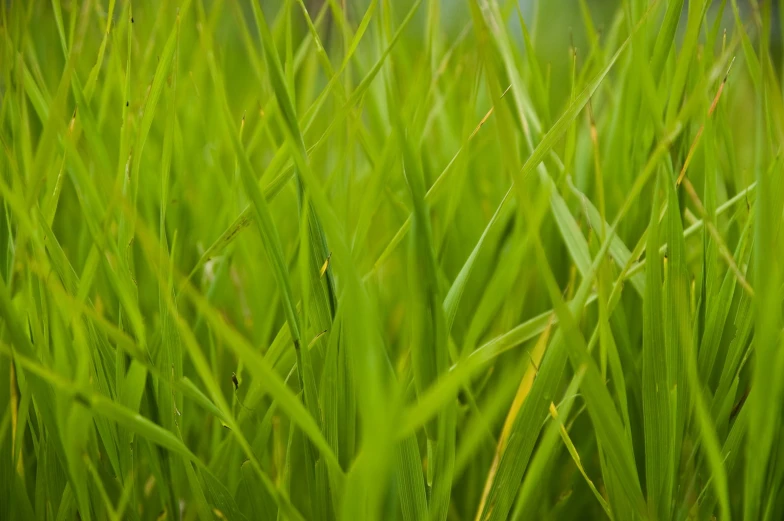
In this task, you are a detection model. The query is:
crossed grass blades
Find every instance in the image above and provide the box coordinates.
[1,0,782,520]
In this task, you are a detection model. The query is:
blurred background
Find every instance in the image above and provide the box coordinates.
[217,0,777,126]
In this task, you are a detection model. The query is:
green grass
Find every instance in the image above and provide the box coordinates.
[1,0,782,519]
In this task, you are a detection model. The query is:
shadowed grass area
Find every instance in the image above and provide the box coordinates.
[1,0,782,520]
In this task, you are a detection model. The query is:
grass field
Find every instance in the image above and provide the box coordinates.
[1,0,783,519]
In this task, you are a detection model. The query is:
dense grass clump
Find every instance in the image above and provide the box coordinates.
[1,0,783,519]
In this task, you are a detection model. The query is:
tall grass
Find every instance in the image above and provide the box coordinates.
[1,0,782,519]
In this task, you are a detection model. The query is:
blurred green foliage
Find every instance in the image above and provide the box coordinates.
[1,1,783,520]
